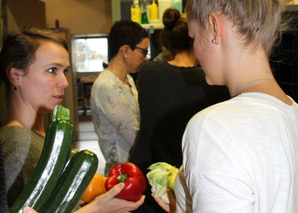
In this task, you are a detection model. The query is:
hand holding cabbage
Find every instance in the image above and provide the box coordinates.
[146,162,178,204]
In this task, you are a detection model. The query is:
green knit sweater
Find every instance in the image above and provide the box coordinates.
[0,126,44,207]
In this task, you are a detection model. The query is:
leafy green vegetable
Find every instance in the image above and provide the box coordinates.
[146,162,178,204]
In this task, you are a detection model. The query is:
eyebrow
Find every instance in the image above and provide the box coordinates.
[50,63,70,69]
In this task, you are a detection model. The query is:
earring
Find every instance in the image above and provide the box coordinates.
[14,86,17,91]
[212,39,216,44]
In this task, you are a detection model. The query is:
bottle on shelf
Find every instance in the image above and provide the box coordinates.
[149,0,159,24]
[131,0,141,24]
[141,0,149,24]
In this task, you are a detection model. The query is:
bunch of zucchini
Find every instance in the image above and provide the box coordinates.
[10,105,98,213]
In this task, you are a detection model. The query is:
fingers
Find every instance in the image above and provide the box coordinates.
[117,196,145,212]
[167,189,177,213]
[104,183,125,199]
[167,189,176,205]
[135,195,145,206]
[23,206,37,213]
[91,183,144,212]
[152,193,170,212]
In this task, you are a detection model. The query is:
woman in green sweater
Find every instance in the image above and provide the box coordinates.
[0,28,144,212]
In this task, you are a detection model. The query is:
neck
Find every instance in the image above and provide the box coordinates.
[226,48,292,105]
[2,95,45,136]
[226,47,273,96]
[106,57,129,84]
[168,50,197,67]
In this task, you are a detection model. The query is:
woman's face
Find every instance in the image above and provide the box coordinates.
[188,19,222,85]
[20,41,69,113]
[127,38,149,73]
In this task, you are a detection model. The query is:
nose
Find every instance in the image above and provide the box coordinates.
[144,56,149,61]
[58,73,69,89]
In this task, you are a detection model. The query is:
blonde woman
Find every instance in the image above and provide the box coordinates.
[155,0,298,212]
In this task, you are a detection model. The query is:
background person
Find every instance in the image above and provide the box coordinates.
[0,28,144,212]
[129,8,229,212]
[90,20,149,176]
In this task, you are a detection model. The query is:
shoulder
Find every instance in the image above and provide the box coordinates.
[182,94,284,162]
[93,71,114,85]
[186,97,257,130]
[0,126,43,147]
[92,71,120,92]
[0,126,31,141]
[139,61,169,74]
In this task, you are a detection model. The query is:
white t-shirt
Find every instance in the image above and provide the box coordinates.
[175,166,193,212]
[178,93,298,212]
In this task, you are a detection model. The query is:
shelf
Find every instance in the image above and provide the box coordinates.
[286,4,298,11]
[141,23,164,30]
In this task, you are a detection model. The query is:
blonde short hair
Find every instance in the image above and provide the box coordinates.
[186,0,283,55]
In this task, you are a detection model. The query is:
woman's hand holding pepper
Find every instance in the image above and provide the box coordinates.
[22,183,145,213]
[76,183,145,213]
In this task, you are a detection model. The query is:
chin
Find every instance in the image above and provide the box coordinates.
[38,104,56,114]
[205,75,224,86]
[205,77,214,85]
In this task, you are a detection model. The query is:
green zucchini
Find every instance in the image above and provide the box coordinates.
[63,148,80,171]
[69,148,80,159]
[41,149,98,213]
[10,105,74,213]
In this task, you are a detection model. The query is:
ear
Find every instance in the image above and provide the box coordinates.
[120,45,130,58]
[208,13,222,45]
[6,67,22,86]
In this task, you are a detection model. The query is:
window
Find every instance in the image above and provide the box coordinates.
[72,34,109,72]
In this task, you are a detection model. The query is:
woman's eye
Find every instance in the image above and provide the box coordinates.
[48,67,57,74]
[63,68,69,75]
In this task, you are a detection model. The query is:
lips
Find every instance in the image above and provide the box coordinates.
[53,94,64,102]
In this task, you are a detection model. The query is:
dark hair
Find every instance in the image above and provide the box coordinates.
[0,27,68,88]
[108,20,148,60]
[161,8,193,57]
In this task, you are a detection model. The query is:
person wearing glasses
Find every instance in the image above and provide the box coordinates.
[90,20,149,176]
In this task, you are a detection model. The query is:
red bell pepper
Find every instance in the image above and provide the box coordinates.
[105,162,147,202]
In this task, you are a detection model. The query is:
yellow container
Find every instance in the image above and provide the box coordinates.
[131,0,141,24]
[149,0,159,20]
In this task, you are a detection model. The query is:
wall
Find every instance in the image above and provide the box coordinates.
[6,0,46,33]
[0,0,47,123]
[41,0,112,35]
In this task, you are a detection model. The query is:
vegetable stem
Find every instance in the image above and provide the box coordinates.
[117,174,127,183]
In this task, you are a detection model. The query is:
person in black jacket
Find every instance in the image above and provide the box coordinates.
[129,8,229,212]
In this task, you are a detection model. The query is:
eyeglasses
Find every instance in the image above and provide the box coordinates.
[134,46,148,56]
